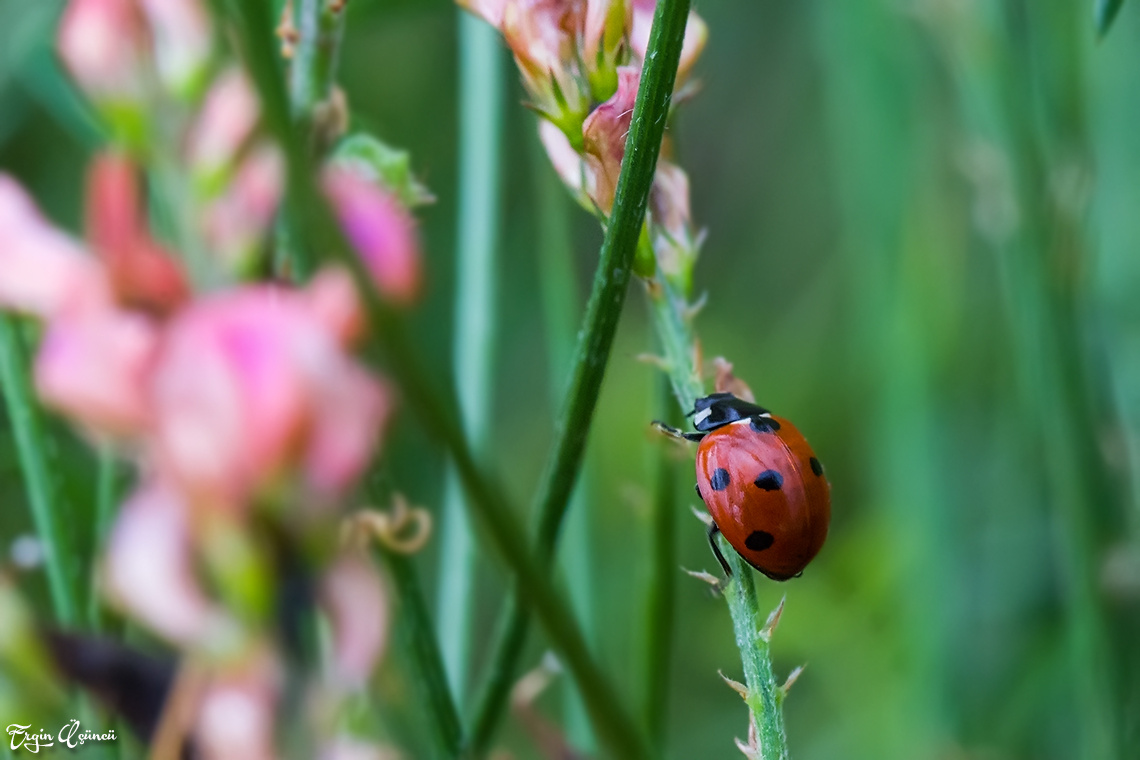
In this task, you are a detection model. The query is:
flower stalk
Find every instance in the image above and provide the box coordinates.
[467,0,695,750]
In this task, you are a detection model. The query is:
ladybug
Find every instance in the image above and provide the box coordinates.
[656,393,830,580]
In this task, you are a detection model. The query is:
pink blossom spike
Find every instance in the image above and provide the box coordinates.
[321,166,422,306]
[103,482,223,645]
[320,553,390,690]
[0,175,109,318]
[35,307,157,438]
[57,0,149,107]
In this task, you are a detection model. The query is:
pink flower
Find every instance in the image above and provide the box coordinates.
[151,284,390,509]
[186,69,261,185]
[199,145,284,271]
[0,175,109,318]
[35,307,158,438]
[322,165,422,306]
[320,553,389,689]
[57,0,150,106]
[104,482,226,645]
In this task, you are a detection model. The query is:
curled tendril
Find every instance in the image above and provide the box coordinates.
[343,494,433,555]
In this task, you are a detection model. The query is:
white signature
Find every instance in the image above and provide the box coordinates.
[7,720,117,753]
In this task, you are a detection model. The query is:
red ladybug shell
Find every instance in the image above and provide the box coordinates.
[695,413,830,580]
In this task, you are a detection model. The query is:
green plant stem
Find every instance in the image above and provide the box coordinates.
[219,4,651,757]
[0,315,76,627]
[466,0,693,750]
[642,376,677,745]
[647,221,790,760]
[435,9,505,699]
[377,546,466,759]
[289,0,345,118]
[722,550,789,760]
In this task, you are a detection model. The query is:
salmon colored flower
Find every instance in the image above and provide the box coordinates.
[86,153,190,315]
[322,165,422,306]
[629,0,707,85]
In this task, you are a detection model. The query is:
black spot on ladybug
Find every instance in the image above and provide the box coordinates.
[749,416,781,433]
[710,468,731,491]
[754,470,783,491]
[745,530,774,552]
[809,457,823,476]
[694,482,702,499]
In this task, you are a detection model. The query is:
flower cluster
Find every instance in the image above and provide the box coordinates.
[0,0,431,756]
[460,0,706,289]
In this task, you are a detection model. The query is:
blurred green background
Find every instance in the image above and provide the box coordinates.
[3,0,1140,758]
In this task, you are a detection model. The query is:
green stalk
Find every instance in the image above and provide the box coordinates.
[218,4,651,756]
[467,0,693,750]
[722,550,789,760]
[378,546,466,759]
[435,9,505,698]
[0,315,77,627]
[642,376,677,745]
[288,0,346,119]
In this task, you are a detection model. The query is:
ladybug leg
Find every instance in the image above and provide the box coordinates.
[651,420,705,442]
[706,522,733,577]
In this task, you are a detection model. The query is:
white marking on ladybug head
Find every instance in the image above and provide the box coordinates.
[694,407,713,427]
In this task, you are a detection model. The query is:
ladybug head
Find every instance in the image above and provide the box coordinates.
[691,393,770,432]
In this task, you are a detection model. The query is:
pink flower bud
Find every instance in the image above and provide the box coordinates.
[35,306,157,438]
[186,69,261,186]
[320,553,389,689]
[138,0,210,96]
[0,175,109,318]
[58,0,150,106]
[86,153,189,314]
[502,0,587,121]
[304,267,365,347]
[582,66,639,213]
[104,482,225,645]
[321,166,422,306]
